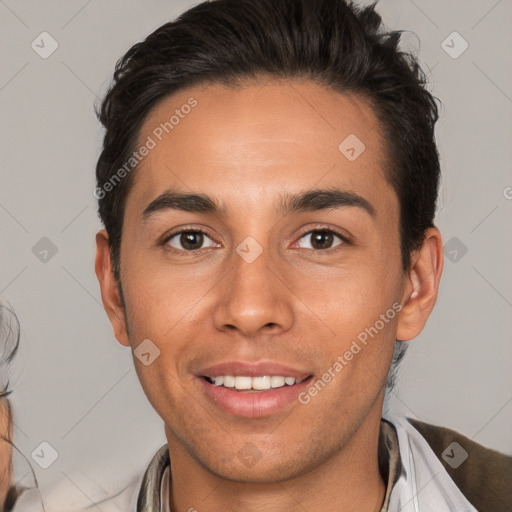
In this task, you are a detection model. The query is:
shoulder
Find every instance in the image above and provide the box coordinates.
[407,418,512,512]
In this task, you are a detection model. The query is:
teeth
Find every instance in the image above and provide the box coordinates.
[270,376,285,388]
[234,376,252,390]
[253,376,271,390]
[207,375,304,390]
[223,376,235,388]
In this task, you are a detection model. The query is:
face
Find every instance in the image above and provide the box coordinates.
[96,79,439,483]
[0,398,12,504]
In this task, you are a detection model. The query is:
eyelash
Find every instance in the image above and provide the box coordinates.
[162,225,350,256]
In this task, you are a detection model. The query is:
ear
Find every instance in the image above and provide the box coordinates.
[95,230,130,347]
[396,227,444,341]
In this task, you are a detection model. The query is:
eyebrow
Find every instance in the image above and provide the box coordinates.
[141,187,376,222]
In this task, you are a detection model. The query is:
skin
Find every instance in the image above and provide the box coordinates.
[96,79,443,512]
[0,398,13,507]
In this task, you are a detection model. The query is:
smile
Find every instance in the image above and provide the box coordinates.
[203,375,307,391]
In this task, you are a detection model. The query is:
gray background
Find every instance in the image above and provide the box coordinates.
[1,0,511,509]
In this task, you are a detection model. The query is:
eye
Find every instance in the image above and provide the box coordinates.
[165,229,219,252]
[296,228,347,250]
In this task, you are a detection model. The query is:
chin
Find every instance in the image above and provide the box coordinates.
[199,447,319,484]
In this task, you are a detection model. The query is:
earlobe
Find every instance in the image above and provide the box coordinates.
[94,230,131,347]
[396,228,444,341]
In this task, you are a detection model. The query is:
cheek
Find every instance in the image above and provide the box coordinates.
[301,254,402,386]
[296,250,401,329]
[121,254,201,337]
[119,259,205,395]
[302,302,399,419]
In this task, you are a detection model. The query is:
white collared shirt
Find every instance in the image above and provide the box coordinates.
[384,415,478,512]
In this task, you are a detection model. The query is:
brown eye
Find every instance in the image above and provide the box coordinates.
[166,230,217,251]
[297,229,345,250]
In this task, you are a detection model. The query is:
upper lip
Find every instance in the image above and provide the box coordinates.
[197,361,312,380]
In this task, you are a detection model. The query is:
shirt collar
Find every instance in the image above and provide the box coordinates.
[137,442,169,512]
[137,418,401,512]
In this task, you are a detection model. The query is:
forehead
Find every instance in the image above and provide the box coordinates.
[129,79,395,217]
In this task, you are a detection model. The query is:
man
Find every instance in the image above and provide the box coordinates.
[94,0,511,510]
[0,304,22,512]
[1,304,48,512]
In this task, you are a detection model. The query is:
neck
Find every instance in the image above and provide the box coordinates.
[165,405,387,512]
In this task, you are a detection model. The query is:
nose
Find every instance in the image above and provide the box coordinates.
[212,243,294,338]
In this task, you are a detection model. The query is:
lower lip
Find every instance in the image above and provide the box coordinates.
[197,377,313,418]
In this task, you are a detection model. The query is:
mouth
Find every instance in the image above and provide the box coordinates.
[196,362,314,418]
